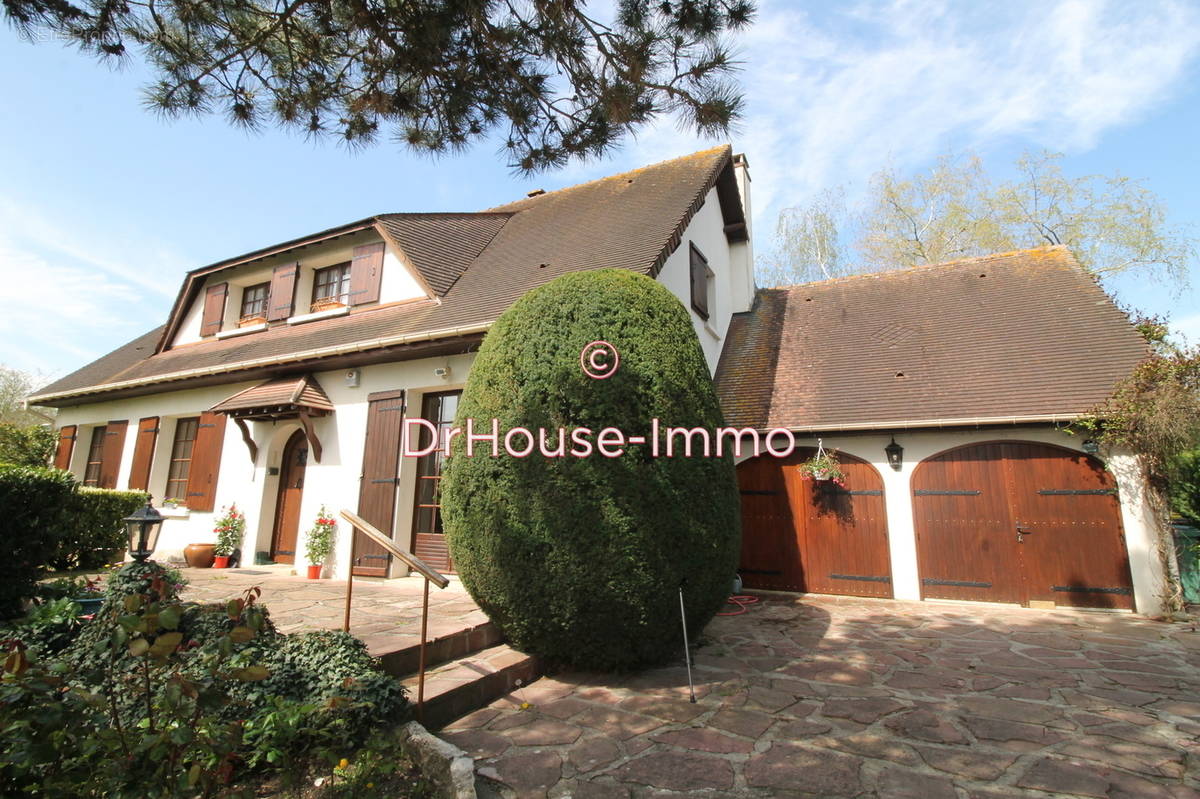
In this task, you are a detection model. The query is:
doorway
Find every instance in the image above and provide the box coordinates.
[270,429,308,564]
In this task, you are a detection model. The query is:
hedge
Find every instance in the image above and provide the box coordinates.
[441,269,742,670]
[0,466,76,619]
[50,487,148,571]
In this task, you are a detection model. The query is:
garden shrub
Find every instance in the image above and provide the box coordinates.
[1171,449,1200,527]
[0,422,56,467]
[49,487,148,570]
[1,567,410,796]
[0,465,75,619]
[442,269,741,670]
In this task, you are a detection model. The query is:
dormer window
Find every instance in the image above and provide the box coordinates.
[240,282,270,322]
[312,263,352,309]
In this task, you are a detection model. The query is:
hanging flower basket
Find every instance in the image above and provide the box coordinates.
[798,442,846,486]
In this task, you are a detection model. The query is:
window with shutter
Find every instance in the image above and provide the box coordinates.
[690,243,710,320]
[165,417,199,503]
[239,282,270,321]
[184,412,226,512]
[83,427,106,486]
[312,263,352,308]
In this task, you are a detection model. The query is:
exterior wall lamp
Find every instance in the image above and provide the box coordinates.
[1081,439,1100,454]
[125,498,164,563]
[884,437,904,471]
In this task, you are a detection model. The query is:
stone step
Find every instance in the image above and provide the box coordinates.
[364,619,503,678]
[401,643,542,730]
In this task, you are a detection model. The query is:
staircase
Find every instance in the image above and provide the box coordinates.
[378,618,542,730]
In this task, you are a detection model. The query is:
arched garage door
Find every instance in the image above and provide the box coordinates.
[737,449,892,597]
[913,441,1134,610]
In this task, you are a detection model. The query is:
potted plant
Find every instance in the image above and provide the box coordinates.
[310,298,345,313]
[212,504,245,569]
[798,444,846,485]
[238,313,267,328]
[305,507,336,579]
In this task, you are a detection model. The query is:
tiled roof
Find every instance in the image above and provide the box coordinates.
[713,247,1150,431]
[209,374,334,415]
[33,146,738,405]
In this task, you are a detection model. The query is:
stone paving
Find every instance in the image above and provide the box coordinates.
[443,594,1200,798]
[175,565,487,658]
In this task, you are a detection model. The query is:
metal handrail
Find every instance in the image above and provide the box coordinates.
[338,510,450,722]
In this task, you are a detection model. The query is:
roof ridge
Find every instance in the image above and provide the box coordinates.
[484,145,733,212]
[770,246,1075,291]
[374,211,514,219]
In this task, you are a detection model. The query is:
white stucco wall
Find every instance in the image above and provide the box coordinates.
[734,425,1169,617]
[54,351,479,580]
[656,186,741,373]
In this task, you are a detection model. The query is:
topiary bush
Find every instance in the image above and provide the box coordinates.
[49,487,148,570]
[0,465,76,619]
[441,269,741,670]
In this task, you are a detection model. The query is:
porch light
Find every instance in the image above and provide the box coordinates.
[884,437,904,471]
[125,499,164,563]
[1081,439,1100,454]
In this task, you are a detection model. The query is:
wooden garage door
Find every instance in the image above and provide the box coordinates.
[738,449,892,598]
[913,441,1134,610]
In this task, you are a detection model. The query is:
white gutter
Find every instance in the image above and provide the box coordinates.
[770,414,1081,433]
[29,321,495,405]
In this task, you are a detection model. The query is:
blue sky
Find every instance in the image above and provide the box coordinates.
[2,0,1198,383]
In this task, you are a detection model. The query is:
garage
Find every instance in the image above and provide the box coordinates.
[912,441,1135,610]
[737,449,892,597]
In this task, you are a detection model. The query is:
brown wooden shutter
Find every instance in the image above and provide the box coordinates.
[127,417,159,491]
[54,425,76,470]
[185,412,227,512]
[200,283,228,336]
[266,262,299,321]
[689,244,709,319]
[97,420,128,489]
[349,243,385,306]
[353,390,405,576]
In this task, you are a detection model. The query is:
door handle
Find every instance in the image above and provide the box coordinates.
[1016,523,1033,542]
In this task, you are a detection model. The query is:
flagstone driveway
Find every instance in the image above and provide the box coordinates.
[445,595,1200,798]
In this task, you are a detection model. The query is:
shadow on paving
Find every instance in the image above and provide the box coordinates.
[443,594,1200,798]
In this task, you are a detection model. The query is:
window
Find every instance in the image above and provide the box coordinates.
[412,391,461,540]
[312,263,352,307]
[164,417,199,502]
[689,243,711,320]
[83,426,106,487]
[239,282,270,320]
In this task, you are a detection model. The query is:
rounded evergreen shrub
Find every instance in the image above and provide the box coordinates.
[441,269,741,670]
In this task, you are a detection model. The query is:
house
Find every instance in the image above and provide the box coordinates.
[714,247,1169,615]
[30,146,755,578]
[30,147,1172,615]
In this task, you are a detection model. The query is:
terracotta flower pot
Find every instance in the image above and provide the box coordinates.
[184,543,216,569]
[306,564,322,580]
[213,555,231,569]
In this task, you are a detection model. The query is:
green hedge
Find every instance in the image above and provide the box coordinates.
[50,488,147,571]
[1171,450,1200,527]
[442,269,741,670]
[0,466,76,619]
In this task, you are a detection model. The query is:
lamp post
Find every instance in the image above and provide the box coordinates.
[125,499,164,563]
[884,437,904,472]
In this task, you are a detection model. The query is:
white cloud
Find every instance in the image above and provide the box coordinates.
[573,0,1200,231]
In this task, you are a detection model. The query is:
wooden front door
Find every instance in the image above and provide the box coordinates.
[353,390,406,577]
[913,441,1134,609]
[410,391,461,573]
[737,449,893,598]
[271,430,308,564]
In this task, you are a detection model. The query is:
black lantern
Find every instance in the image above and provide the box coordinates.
[1081,439,1100,454]
[125,499,164,563]
[884,437,904,471]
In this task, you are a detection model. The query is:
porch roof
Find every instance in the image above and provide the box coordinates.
[209,374,334,420]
